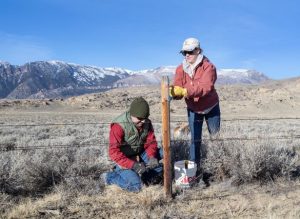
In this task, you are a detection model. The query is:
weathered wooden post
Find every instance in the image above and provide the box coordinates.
[161,76,172,198]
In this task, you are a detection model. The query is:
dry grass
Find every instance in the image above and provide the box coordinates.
[1,83,300,218]
[0,110,299,218]
[3,181,300,218]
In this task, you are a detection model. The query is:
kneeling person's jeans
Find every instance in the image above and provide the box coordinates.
[106,149,163,192]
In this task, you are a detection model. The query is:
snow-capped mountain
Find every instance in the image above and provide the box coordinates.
[0,61,133,99]
[0,61,270,99]
[217,69,270,84]
[116,67,270,86]
[113,66,176,87]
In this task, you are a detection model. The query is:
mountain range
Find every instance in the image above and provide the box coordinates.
[0,60,270,99]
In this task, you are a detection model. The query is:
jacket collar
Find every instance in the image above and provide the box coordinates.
[182,54,204,77]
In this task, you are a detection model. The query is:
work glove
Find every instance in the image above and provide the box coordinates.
[169,86,188,98]
[147,157,159,169]
[133,162,147,175]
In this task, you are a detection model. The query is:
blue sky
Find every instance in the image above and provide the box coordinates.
[1,0,300,79]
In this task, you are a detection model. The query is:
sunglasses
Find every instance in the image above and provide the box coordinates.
[181,49,197,56]
[136,117,147,123]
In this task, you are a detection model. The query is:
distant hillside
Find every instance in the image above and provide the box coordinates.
[0,61,271,99]
[0,61,131,99]
[217,69,270,85]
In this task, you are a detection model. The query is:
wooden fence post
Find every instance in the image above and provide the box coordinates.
[161,76,172,198]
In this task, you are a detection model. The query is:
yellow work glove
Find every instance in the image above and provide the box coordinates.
[169,86,188,97]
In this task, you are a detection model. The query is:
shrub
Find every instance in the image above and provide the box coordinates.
[0,146,110,196]
[203,139,299,184]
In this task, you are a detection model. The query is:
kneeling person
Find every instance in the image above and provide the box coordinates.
[103,97,163,192]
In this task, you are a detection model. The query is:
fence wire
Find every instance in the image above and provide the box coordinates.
[1,135,300,152]
[1,118,300,152]
[0,117,299,127]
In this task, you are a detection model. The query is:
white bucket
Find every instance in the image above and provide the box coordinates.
[174,160,197,188]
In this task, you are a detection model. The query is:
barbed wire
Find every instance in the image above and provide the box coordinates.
[0,117,300,127]
[0,122,103,127]
[1,135,299,152]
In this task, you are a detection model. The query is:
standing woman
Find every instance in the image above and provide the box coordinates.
[170,37,221,170]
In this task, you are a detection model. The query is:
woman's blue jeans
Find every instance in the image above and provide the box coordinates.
[188,103,221,164]
[106,149,163,192]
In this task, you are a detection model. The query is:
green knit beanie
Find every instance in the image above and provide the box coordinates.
[129,97,150,119]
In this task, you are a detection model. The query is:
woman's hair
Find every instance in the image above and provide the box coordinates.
[197,47,203,54]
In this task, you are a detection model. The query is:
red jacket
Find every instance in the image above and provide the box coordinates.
[109,123,158,169]
[173,56,219,112]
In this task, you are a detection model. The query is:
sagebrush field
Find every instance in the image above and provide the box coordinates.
[1,82,300,218]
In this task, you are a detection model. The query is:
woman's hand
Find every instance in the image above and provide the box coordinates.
[169,85,188,98]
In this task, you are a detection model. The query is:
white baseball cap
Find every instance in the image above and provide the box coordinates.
[181,37,200,52]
